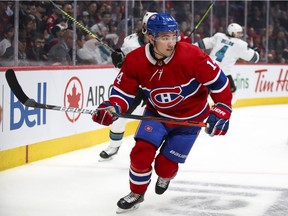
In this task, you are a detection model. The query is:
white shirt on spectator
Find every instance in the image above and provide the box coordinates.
[0,38,12,57]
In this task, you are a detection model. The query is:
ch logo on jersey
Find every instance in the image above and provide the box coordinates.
[150,87,184,109]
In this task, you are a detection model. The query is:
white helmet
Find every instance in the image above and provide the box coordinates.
[227,23,243,37]
[142,11,157,34]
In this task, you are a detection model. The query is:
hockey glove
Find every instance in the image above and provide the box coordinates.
[92,101,121,126]
[205,103,232,136]
[226,75,237,93]
[111,48,125,68]
[249,45,260,53]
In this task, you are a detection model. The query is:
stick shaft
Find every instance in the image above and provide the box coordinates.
[5,69,207,127]
[188,0,216,37]
[26,100,206,127]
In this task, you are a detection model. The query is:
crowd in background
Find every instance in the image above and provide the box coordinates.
[0,1,287,66]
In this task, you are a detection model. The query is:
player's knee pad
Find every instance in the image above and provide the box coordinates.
[155,153,178,178]
[130,139,157,172]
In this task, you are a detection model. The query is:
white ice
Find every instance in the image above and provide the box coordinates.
[1,104,288,216]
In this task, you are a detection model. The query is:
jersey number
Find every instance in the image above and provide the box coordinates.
[215,45,228,62]
[116,72,123,85]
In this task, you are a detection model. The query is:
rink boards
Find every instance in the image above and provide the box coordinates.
[0,64,287,170]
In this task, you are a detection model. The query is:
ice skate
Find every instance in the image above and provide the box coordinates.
[98,146,120,162]
[116,192,144,214]
[155,177,170,195]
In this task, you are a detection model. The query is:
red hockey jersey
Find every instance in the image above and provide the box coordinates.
[110,42,232,122]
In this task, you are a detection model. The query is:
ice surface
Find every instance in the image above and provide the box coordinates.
[0,104,288,216]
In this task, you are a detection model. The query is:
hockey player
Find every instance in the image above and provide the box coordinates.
[99,12,157,160]
[195,23,259,93]
[92,13,232,213]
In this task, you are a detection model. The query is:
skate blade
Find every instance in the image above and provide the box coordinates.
[116,204,140,214]
[98,157,114,162]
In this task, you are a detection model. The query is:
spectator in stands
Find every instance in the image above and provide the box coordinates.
[28,1,47,34]
[78,11,90,31]
[0,2,14,36]
[26,33,48,65]
[274,30,287,56]
[46,3,62,31]
[274,51,286,63]
[114,16,132,48]
[0,0,287,65]
[77,32,112,65]
[0,24,14,57]
[279,11,288,31]
[248,7,265,33]
[20,14,38,52]
[75,32,88,65]
[48,29,74,65]
[77,45,97,65]
[63,2,73,16]
[47,23,67,49]
[62,2,74,29]
[283,44,288,63]
[2,32,29,66]
[91,11,112,37]
[180,12,193,34]
[95,3,107,19]
[87,2,99,26]
[110,6,123,29]
[252,32,265,62]
[100,24,118,50]
[246,27,259,48]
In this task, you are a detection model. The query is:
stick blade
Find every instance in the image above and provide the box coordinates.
[5,69,30,104]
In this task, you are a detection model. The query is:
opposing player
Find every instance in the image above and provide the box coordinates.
[92,13,232,213]
[99,12,157,160]
[195,23,259,92]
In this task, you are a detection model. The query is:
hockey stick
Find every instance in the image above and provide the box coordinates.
[48,0,115,53]
[5,69,207,127]
[188,0,216,38]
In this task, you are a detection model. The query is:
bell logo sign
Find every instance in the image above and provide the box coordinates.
[10,83,47,130]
